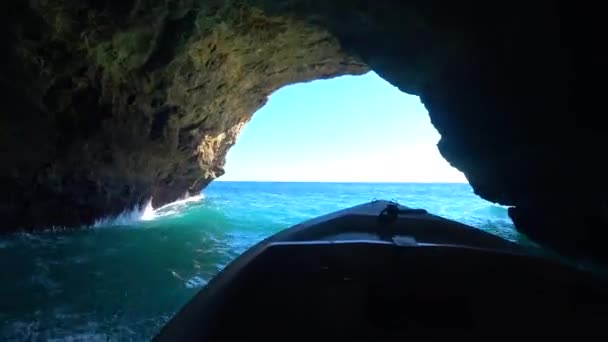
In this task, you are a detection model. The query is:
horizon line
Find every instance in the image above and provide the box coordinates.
[214,179,468,184]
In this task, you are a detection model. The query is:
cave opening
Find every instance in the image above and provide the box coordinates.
[218,71,465,183]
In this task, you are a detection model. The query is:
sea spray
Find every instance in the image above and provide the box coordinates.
[92,202,149,228]
[140,199,156,221]
[93,193,205,227]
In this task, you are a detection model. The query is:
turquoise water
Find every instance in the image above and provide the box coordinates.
[0,182,518,340]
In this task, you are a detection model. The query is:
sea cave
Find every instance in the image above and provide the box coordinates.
[1,0,606,268]
[2,0,608,339]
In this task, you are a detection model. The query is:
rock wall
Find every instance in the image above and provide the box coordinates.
[1,1,606,262]
[0,0,366,229]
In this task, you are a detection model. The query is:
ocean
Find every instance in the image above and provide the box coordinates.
[0,182,519,340]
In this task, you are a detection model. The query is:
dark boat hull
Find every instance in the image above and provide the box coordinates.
[156,200,608,340]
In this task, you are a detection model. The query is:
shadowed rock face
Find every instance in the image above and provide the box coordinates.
[0,1,606,261]
[0,0,367,229]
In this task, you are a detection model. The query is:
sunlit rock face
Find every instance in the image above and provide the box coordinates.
[1,1,606,262]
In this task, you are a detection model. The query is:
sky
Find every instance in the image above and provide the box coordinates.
[219,71,467,183]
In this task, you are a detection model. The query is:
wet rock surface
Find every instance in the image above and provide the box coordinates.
[1,1,606,261]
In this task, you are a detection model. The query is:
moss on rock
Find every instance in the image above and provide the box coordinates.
[90,25,159,81]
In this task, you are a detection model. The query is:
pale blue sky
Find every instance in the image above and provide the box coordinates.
[219,71,466,183]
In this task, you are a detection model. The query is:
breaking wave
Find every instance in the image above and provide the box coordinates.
[93,194,205,228]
